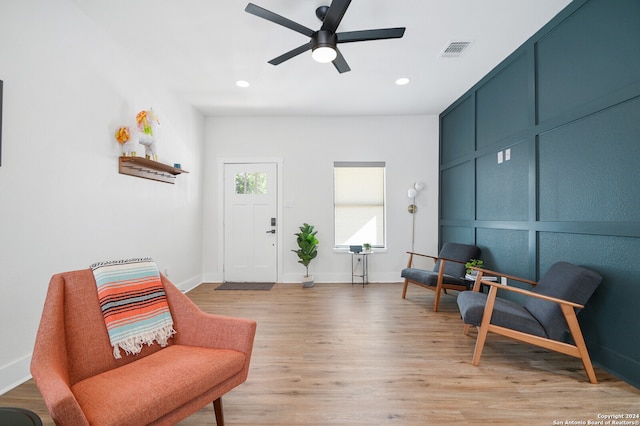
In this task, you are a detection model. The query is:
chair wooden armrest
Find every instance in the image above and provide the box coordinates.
[406,251,469,268]
[468,266,538,292]
[481,280,584,309]
[471,268,585,310]
[405,251,438,267]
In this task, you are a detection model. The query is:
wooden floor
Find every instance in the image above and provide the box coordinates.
[2,283,639,425]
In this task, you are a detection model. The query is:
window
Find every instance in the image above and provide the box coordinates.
[334,161,386,248]
[235,172,267,194]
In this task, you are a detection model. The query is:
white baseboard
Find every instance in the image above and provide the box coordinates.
[282,271,401,284]
[0,354,32,396]
[175,274,204,293]
[202,272,402,285]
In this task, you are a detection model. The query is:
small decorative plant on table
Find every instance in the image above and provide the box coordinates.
[292,223,318,288]
[465,259,484,275]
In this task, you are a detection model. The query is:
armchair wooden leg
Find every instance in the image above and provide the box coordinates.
[433,260,445,312]
[402,279,409,298]
[463,324,472,335]
[561,305,598,384]
[472,324,489,366]
[213,397,224,426]
[472,286,498,366]
[433,289,441,312]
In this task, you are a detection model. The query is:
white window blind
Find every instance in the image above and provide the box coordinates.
[334,161,386,248]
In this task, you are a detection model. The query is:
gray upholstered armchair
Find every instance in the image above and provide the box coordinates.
[401,242,481,311]
[457,261,602,383]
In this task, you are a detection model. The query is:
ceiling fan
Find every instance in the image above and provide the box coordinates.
[245,0,406,73]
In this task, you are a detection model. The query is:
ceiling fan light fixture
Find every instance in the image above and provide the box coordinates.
[245,2,406,73]
[312,30,337,63]
[312,46,337,63]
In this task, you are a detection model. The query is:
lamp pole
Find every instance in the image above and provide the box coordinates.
[407,184,418,252]
[407,182,424,252]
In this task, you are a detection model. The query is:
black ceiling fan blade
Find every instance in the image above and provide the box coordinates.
[321,0,352,33]
[245,3,315,38]
[268,42,313,65]
[337,27,406,44]
[332,48,351,73]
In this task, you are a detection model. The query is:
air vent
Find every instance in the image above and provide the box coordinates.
[440,41,471,57]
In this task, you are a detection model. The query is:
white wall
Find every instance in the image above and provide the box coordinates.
[0,0,205,393]
[0,0,439,396]
[203,115,439,284]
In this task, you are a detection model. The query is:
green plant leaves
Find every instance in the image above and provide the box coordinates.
[292,223,318,276]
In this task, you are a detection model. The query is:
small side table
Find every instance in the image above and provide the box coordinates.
[464,273,503,292]
[350,251,371,287]
[0,407,43,426]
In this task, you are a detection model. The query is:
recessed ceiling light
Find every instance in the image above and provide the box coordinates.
[236,80,250,88]
[395,77,410,86]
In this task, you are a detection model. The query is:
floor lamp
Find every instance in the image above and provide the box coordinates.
[407,182,424,252]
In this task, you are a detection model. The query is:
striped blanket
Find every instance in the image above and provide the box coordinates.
[90,258,176,359]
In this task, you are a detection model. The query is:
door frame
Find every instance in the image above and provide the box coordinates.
[217,157,284,283]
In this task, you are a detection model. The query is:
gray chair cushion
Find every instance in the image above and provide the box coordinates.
[401,268,466,287]
[524,262,602,340]
[457,291,548,338]
[434,243,481,279]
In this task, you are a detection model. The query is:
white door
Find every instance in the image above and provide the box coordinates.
[224,163,278,282]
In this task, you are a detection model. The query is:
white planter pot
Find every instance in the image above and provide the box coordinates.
[302,275,314,288]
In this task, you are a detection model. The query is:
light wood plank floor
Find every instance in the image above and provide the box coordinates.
[2,283,639,425]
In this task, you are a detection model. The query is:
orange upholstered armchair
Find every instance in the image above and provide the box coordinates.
[31,268,256,426]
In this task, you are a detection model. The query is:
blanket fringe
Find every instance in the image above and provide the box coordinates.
[112,324,176,359]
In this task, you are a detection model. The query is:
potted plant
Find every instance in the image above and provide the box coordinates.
[292,223,318,288]
[465,259,484,275]
[363,243,372,252]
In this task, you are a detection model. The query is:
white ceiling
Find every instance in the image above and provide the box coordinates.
[70,0,571,117]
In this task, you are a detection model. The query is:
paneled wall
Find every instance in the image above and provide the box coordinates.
[439,0,640,388]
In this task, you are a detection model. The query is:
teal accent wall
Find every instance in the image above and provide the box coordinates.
[439,0,640,388]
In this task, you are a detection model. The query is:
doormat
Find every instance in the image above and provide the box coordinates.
[215,282,275,291]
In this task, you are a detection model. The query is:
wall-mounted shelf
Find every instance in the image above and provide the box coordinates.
[119,156,188,184]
